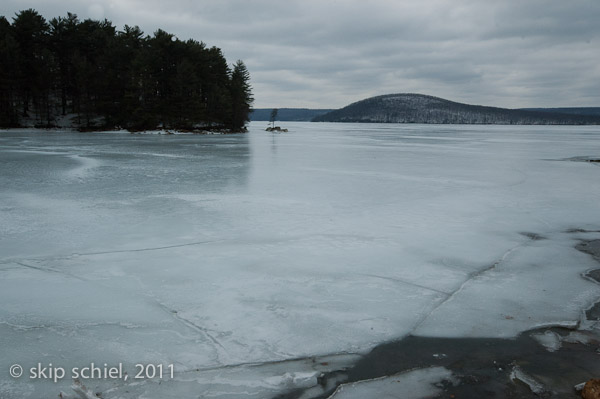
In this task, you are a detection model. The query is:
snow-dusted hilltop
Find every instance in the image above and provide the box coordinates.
[313,93,600,124]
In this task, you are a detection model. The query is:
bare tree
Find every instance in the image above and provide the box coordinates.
[270,108,278,128]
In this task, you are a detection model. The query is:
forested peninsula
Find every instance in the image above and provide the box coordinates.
[0,9,253,132]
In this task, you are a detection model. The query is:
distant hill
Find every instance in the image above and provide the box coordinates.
[312,94,600,125]
[250,108,334,122]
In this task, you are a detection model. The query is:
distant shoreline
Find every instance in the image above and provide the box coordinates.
[311,120,600,125]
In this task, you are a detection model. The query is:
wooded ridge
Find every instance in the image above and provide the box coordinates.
[313,94,600,125]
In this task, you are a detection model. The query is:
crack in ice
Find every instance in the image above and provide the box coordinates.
[14,261,87,281]
[357,273,451,296]
[0,239,227,265]
[410,240,526,334]
[150,298,229,356]
[176,351,361,375]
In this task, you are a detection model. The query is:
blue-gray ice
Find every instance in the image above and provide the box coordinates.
[1,123,599,398]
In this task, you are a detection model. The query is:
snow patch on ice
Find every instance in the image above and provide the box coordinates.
[66,155,100,180]
[510,365,549,395]
[531,330,562,352]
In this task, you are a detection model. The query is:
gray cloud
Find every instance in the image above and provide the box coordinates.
[2,0,599,108]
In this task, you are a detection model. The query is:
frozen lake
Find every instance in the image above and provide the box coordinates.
[1,122,599,398]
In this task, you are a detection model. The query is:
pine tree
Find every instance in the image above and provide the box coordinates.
[12,9,51,124]
[49,13,78,117]
[229,60,253,131]
[0,16,19,126]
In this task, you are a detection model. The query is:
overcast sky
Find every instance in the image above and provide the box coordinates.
[2,0,599,108]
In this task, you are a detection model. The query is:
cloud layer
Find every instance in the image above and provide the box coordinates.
[2,0,599,108]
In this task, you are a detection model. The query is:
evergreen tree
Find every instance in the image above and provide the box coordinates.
[117,25,145,127]
[229,60,253,131]
[12,9,51,124]
[49,13,78,117]
[204,46,232,128]
[0,16,19,126]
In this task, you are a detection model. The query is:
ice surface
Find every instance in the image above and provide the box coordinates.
[328,367,455,399]
[1,123,600,398]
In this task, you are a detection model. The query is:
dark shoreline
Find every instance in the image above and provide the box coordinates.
[275,237,600,399]
[0,126,247,134]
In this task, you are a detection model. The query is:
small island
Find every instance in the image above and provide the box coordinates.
[265,108,288,131]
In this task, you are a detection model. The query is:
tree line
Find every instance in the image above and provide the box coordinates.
[0,9,253,131]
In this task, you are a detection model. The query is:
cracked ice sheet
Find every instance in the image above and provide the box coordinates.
[1,123,600,398]
[7,245,449,363]
[0,264,220,386]
[414,232,600,337]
